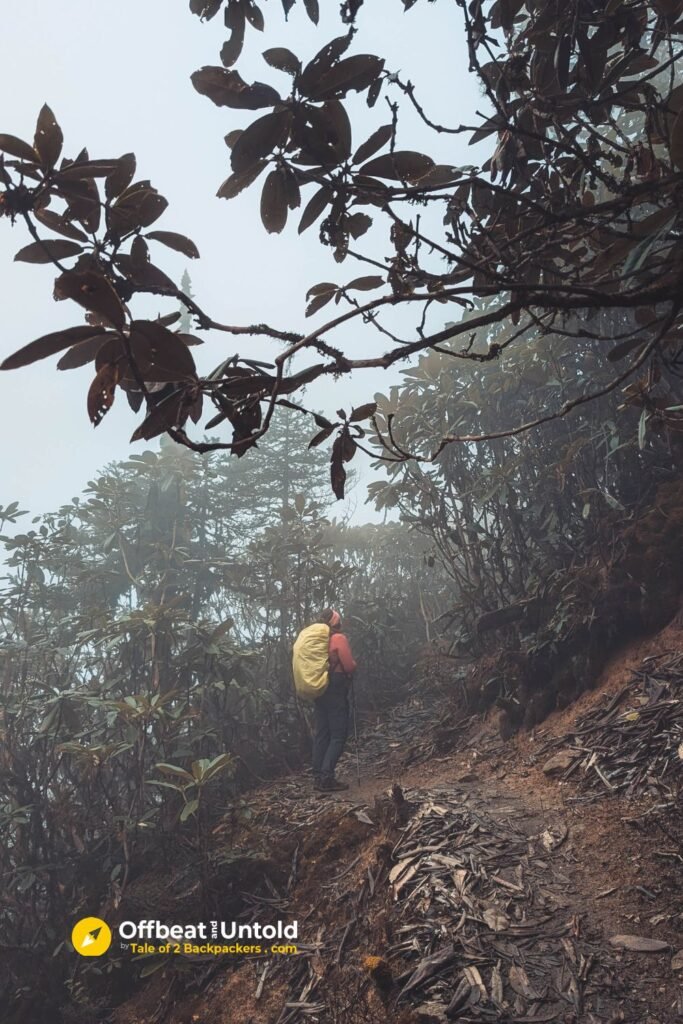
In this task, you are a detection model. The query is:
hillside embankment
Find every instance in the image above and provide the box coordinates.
[109,618,682,1024]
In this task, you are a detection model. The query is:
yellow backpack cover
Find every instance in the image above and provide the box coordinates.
[292,623,330,700]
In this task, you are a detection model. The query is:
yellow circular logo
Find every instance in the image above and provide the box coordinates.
[71,917,112,957]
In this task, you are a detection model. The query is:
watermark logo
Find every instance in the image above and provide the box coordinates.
[71,917,112,957]
[69,918,298,958]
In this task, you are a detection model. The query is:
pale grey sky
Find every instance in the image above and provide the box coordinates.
[0,1,484,515]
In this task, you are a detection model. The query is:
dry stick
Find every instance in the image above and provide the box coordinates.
[593,762,616,792]
[164,282,302,345]
[255,962,270,1000]
[335,917,356,965]
[321,854,363,888]
[301,277,679,375]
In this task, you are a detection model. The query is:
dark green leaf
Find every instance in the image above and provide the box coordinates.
[191,67,281,110]
[217,159,268,200]
[360,150,435,182]
[129,320,197,381]
[126,388,145,413]
[54,271,127,331]
[260,169,288,233]
[105,154,137,201]
[555,35,571,90]
[420,164,463,186]
[342,430,356,461]
[14,240,83,264]
[88,363,119,426]
[245,3,265,30]
[158,312,182,327]
[225,129,243,149]
[309,425,334,448]
[298,185,331,234]
[346,275,384,291]
[0,134,37,162]
[263,47,301,75]
[130,388,186,441]
[322,99,352,160]
[347,212,372,239]
[56,160,122,180]
[330,435,347,499]
[307,281,337,299]
[145,231,200,259]
[109,184,168,236]
[116,255,177,294]
[306,291,335,317]
[221,2,245,67]
[468,115,505,146]
[34,105,63,168]
[284,167,301,210]
[632,207,678,239]
[367,77,382,107]
[33,207,89,242]
[298,33,354,96]
[638,407,648,450]
[353,124,392,165]
[607,337,646,362]
[130,234,149,271]
[303,0,319,23]
[306,55,385,101]
[1,326,103,371]
[231,110,290,173]
[292,104,347,167]
[57,333,113,370]
[180,799,200,822]
[349,401,377,421]
[189,0,222,19]
[623,214,676,275]
[62,176,102,234]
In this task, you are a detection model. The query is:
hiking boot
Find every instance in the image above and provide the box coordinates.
[325,778,349,792]
[313,777,327,792]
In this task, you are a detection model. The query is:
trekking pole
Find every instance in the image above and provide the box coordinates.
[351,678,361,788]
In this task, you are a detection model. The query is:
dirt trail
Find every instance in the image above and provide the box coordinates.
[115,630,682,1024]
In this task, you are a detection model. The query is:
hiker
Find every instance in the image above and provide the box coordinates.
[292,607,358,792]
[312,608,357,792]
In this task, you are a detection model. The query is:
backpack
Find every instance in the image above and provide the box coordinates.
[292,623,330,700]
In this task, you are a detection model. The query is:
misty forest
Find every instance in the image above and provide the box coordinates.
[0,0,682,1022]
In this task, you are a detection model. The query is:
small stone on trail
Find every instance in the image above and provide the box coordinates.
[542,750,575,774]
[609,934,670,953]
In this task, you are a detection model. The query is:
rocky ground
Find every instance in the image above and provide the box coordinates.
[112,625,682,1024]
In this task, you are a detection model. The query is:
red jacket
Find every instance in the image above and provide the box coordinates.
[329,632,357,675]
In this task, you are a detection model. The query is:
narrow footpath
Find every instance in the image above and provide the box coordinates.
[116,629,682,1024]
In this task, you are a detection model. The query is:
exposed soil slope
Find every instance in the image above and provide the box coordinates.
[112,624,682,1024]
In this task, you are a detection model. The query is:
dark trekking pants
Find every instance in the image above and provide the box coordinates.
[312,673,349,781]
